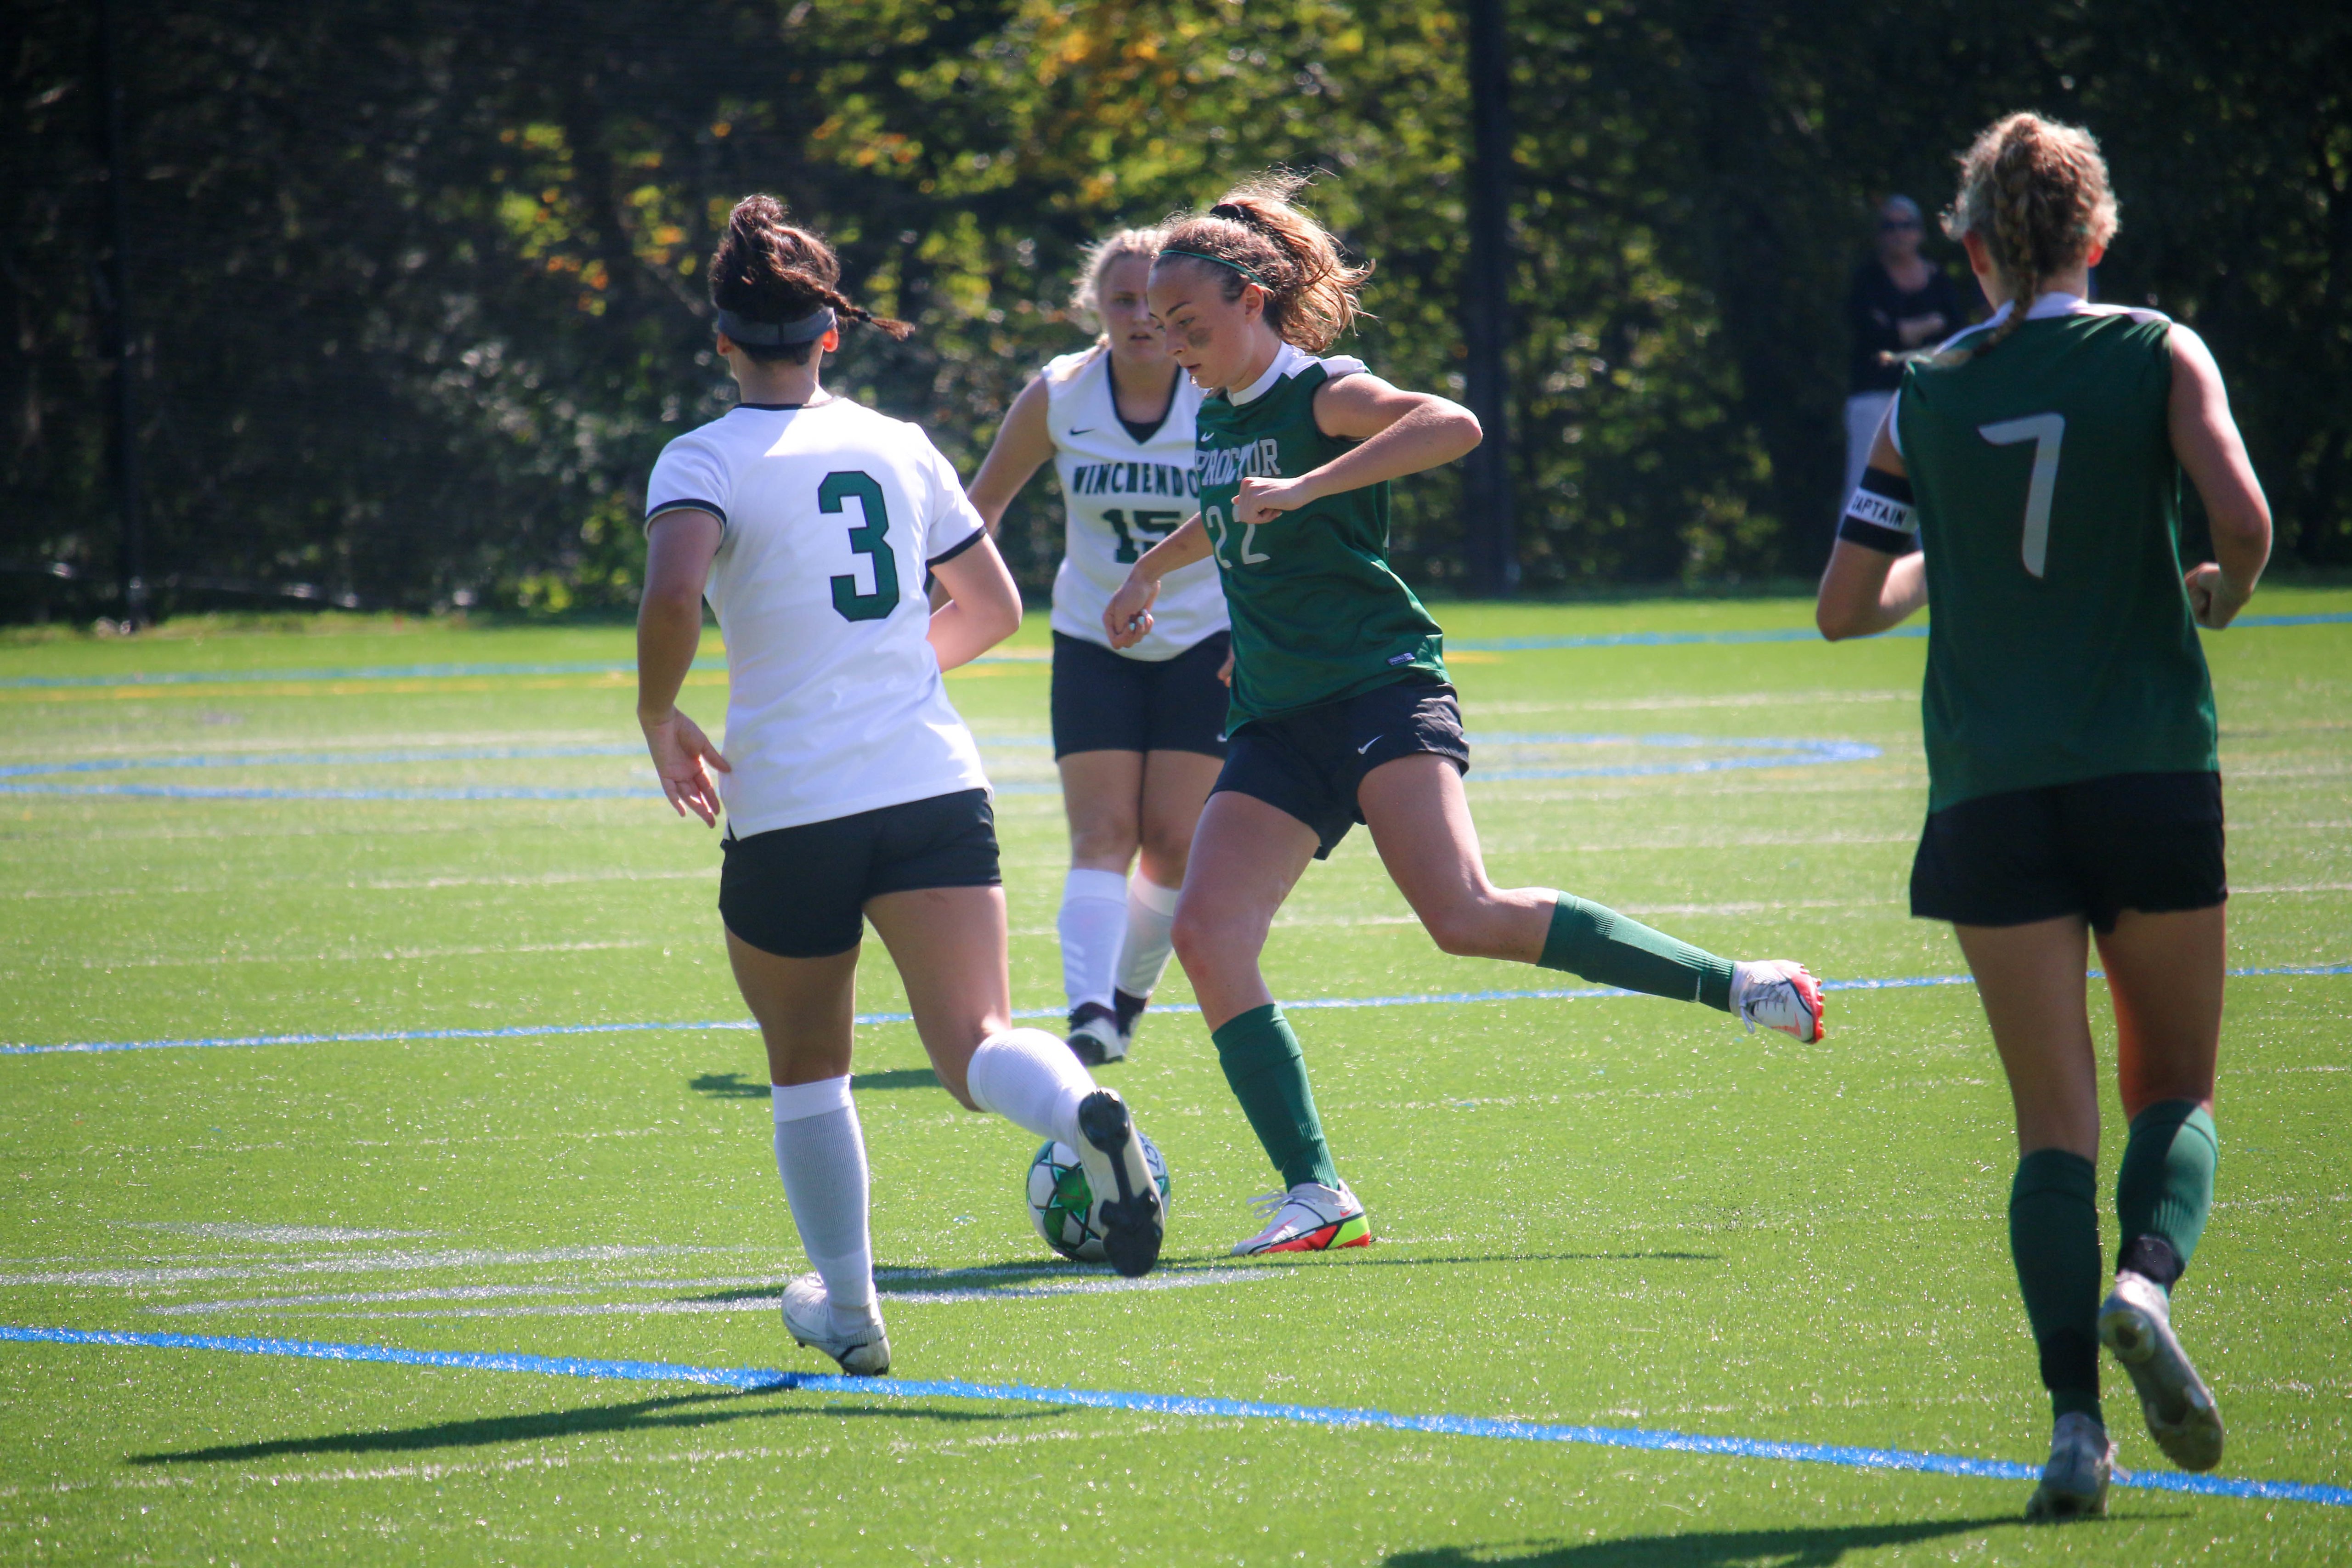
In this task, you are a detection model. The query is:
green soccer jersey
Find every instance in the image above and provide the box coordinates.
[1892,300,2216,812]
[1193,344,1447,726]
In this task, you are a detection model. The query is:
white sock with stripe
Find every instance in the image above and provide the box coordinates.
[1057,867,1129,1015]
[770,1077,876,1334]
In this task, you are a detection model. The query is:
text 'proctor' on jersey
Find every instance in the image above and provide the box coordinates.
[645,398,993,835]
[1042,346,1228,660]
[1193,341,1447,727]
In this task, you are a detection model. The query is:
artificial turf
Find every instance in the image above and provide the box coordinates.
[1,592,2346,1564]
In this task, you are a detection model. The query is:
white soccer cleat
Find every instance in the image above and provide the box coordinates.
[780,1274,891,1376]
[2099,1269,2225,1471]
[1733,959,1826,1042]
[2025,1410,2114,1522]
[1065,1002,1127,1066]
[1230,1179,1372,1257]
[1073,1088,1163,1277]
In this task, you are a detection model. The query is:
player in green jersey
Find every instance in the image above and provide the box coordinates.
[1817,113,2273,1522]
[1102,172,1827,1258]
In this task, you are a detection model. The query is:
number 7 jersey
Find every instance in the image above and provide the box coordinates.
[645,399,990,835]
[1892,299,2217,812]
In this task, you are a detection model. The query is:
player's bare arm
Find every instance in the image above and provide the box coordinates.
[963,374,1056,533]
[1231,375,1481,527]
[926,529,1024,670]
[1102,513,1209,649]
[2167,324,2272,629]
[637,507,731,826]
[1816,414,1928,641]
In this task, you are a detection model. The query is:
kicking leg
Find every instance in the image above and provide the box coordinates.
[1057,750,1143,1063]
[724,931,888,1374]
[1357,755,1820,1037]
[2094,905,2227,1471]
[1952,917,2114,1519]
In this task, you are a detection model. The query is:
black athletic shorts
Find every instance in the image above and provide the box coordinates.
[1050,630,1232,760]
[1213,678,1469,859]
[719,788,1000,958]
[1910,770,2225,933]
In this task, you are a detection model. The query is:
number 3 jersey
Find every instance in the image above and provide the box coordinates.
[644,399,990,836]
[1041,346,1227,660]
[1194,341,1447,728]
[1887,295,2216,812]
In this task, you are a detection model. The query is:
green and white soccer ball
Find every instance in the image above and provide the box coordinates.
[1026,1132,1172,1262]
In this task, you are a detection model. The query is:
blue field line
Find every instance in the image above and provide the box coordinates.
[9,965,2346,1058]
[1,1325,2342,1508]
[1448,610,2351,653]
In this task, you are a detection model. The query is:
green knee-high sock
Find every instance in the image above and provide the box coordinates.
[1539,893,1737,1011]
[2011,1149,2105,1424]
[2115,1100,2217,1289]
[1210,1003,1340,1190]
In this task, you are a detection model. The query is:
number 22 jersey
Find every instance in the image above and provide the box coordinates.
[1886,295,2216,813]
[645,399,991,836]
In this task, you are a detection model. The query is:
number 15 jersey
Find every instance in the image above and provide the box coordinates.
[1889,296,2216,813]
[645,399,990,836]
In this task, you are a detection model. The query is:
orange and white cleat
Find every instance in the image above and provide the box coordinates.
[1733,959,1826,1042]
[1231,1180,1372,1257]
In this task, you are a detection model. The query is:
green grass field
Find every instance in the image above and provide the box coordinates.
[3,593,2346,1565]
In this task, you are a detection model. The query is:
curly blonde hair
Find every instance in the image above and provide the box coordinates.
[1941,113,2119,358]
[1068,227,1167,331]
[1153,170,1372,353]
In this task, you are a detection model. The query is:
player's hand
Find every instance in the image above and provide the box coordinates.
[1217,646,1234,687]
[2184,562,2251,630]
[640,707,730,826]
[1234,473,1317,526]
[1103,572,1161,650]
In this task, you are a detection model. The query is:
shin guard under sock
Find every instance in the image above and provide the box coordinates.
[2115,1099,2217,1290]
[1539,893,1736,1011]
[2010,1148,2104,1423]
[1210,1003,1339,1190]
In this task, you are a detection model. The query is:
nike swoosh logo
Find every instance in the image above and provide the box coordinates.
[1356,735,1382,755]
[1068,428,1095,436]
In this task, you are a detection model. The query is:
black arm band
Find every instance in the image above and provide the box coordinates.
[925,527,985,568]
[1839,468,1918,554]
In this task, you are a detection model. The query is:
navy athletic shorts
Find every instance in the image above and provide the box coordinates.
[1909,770,2225,933]
[1050,631,1232,760]
[719,788,1000,958]
[1212,678,1469,859]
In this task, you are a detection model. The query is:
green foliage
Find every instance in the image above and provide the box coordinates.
[5,0,2348,621]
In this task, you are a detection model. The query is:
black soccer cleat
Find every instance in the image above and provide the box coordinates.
[1075,1087,1163,1278]
[1113,987,1150,1039]
[1065,1001,1125,1066]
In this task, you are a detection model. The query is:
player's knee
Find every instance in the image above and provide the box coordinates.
[1170,898,1240,977]
[1067,820,1139,866]
[1139,823,1192,884]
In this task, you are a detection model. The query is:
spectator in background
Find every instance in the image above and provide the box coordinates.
[1842,195,1969,506]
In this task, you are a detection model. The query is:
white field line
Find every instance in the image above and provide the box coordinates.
[144,1276,789,1315]
[1470,691,1918,713]
[305,1268,1274,1318]
[0,1244,755,1290]
[65,939,656,971]
[111,1223,434,1244]
[10,867,717,900]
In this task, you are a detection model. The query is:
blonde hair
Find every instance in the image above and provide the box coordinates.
[1153,170,1372,353]
[1069,227,1167,334]
[1940,113,2119,359]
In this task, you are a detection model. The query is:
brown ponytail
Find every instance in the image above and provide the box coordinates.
[1939,113,2118,361]
[709,195,913,362]
[1153,171,1372,353]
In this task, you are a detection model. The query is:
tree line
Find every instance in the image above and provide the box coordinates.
[6,0,2347,622]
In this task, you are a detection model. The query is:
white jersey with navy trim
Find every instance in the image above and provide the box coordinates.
[1041,347,1228,660]
[644,397,990,836]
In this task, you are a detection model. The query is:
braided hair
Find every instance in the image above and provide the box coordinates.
[709,195,912,363]
[1153,171,1372,353]
[1939,113,2119,361]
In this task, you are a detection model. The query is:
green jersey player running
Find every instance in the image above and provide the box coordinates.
[1103,173,1826,1259]
[1817,114,2272,1522]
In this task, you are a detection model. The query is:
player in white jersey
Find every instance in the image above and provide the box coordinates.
[636,197,1167,1375]
[967,228,1233,1066]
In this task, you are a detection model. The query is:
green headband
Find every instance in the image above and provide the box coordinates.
[1155,248,1268,289]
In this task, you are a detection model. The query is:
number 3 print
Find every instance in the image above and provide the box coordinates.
[823,470,900,622]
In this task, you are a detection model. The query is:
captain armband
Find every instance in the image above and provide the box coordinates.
[1838,470,1920,555]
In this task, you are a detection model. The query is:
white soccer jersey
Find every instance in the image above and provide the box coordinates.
[645,398,991,837]
[1041,347,1229,659]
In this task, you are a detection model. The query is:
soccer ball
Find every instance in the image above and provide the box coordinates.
[1025,1132,1172,1263]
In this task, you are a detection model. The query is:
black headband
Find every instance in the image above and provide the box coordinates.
[713,306,837,346]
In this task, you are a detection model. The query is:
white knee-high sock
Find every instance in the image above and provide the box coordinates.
[1058,868,1129,1015]
[1114,875,1181,1000]
[965,1027,1095,1149]
[771,1077,876,1331]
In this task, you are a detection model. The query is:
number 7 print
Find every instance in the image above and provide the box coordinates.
[1978,413,2066,578]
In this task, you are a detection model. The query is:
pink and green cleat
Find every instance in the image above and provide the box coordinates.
[1231,1180,1372,1256]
